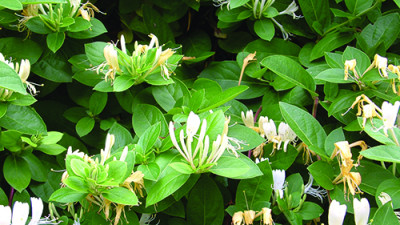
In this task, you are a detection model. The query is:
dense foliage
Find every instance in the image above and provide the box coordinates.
[1,0,400,224]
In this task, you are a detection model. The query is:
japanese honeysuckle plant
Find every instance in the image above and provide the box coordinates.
[2,0,400,224]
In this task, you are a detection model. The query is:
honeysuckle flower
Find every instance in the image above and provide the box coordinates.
[0,53,37,98]
[120,34,127,54]
[253,0,275,19]
[304,174,327,203]
[328,200,347,225]
[243,210,256,225]
[364,54,388,78]
[255,157,267,164]
[122,171,145,197]
[256,208,273,225]
[119,146,128,162]
[100,133,115,165]
[186,111,201,140]
[103,44,121,81]
[271,18,292,40]
[258,116,268,138]
[232,211,244,225]
[12,201,30,225]
[139,214,157,225]
[263,119,278,143]
[381,101,400,136]
[28,197,43,225]
[241,110,255,129]
[272,169,285,198]
[72,219,80,225]
[345,94,383,128]
[17,4,40,31]
[0,205,11,225]
[279,1,302,19]
[344,59,358,80]
[277,122,296,152]
[354,198,370,225]
[213,0,230,8]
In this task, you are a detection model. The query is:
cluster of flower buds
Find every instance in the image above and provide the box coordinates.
[96,34,177,85]
[0,52,34,101]
[346,94,400,136]
[169,111,242,173]
[241,110,297,158]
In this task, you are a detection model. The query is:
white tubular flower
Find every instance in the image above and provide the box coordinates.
[375,54,388,78]
[271,18,292,40]
[213,0,230,8]
[186,111,201,140]
[382,101,400,135]
[119,146,128,162]
[278,122,296,152]
[18,59,30,83]
[279,1,302,19]
[103,44,120,81]
[263,119,277,142]
[100,133,115,165]
[12,201,29,225]
[255,157,267,164]
[69,0,81,17]
[344,59,358,80]
[354,198,370,225]
[272,169,285,198]
[169,122,191,163]
[120,34,127,54]
[28,198,43,225]
[0,205,11,225]
[241,110,255,128]
[328,200,347,225]
[304,174,327,203]
[258,116,268,137]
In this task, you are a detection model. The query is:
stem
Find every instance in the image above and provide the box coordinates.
[8,187,14,206]
[323,0,382,36]
[389,128,399,175]
[381,161,386,169]
[312,97,319,118]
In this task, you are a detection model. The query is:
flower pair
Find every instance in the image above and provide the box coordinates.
[329,198,370,225]
[0,197,56,225]
[232,207,273,225]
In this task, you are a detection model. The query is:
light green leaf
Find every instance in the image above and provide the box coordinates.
[0,61,27,94]
[49,187,87,203]
[75,117,95,137]
[310,32,354,61]
[361,145,400,163]
[0,105,47,135]
[209,152,262,179]
[46,32,65,53]
[0,0,22,10]
[103,187,138,205]
[254,19,275,41]
[3,155,31,192]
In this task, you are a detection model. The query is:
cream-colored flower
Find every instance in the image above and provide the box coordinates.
[328,200,346,225]
[344,59,358,80]
[381,101,400,136]
[354,198,370,225]
[243,210,256,225]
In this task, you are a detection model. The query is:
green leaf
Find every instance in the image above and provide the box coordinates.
[358,160,395,195]
[63,176,89,192]
[307,161,334,190]
[298,0,331,35]
[345,0,373,14]
[106,160,127,184]
[209,152,262,179]
[67,18,107,39]
[75,116,95,137]
[84,42,107,66]
[138,123,161,154]
[36,144,66,155]
[315,68,354,84]
[103,187,138,205]
[0,105,47,135]
[235,160,273,210]
[67,17,91,32]
[70,158,90,178]
[132,104,168,137]
[264,144,299,170]
[169,162,194,174]
[228,124,265,152]
[22,153,47,182]
[0,37,43,64]
[41,131,63,145]
[31,50,72,82]
[324,127,346,156]
[108,122,134,151]
[261,55,316,95]
[3,155,31,192]
[310,32,354,61]
[20,0,67,3]
[187,176,224,225]
[371,202,400,225]
[376,179,400,209]
[254,19,275,41]
[146,167,190,206]
[359,118,396,145]
[113,76,135,92]
[279,102,327,153]
[357,13,400,57]
[89,92,107,116]
[361,145,400,163]
[0,61,27,94]
[49,187,87,203]
[297,202,324,220]
[137,163,160,181]
[46,32,65,53]
[229,0,250,9]
[152,79,189,112]
[0,0,22,10]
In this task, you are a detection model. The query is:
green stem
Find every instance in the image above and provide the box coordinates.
[389,128,399,175]
[381,161,386,169]
[323,0,383,36]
